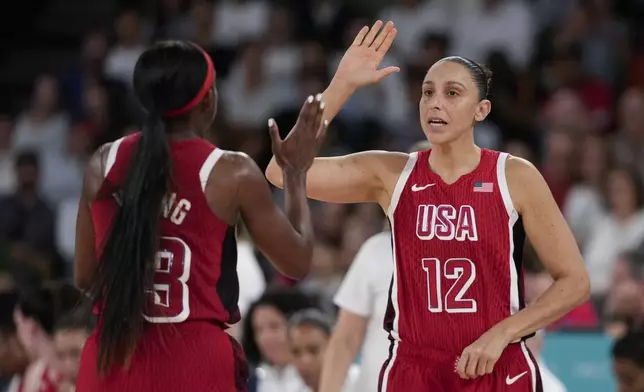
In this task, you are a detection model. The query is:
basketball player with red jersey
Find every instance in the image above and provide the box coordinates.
[267,21,590,391]
[73,41,328,391]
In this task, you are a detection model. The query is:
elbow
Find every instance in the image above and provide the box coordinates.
[73,270,91,293]
[265,159,283,189]
[566,270,591,306]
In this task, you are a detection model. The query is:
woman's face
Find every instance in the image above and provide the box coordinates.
[289,324,329,388]
[608,170,638,218]
[251,305,291,366]
[580,136,608,184]
[419,60,490,146]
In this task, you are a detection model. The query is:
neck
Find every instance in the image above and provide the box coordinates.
[428,131,480,181]
[166,120,200,140]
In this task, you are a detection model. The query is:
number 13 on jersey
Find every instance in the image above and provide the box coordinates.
[422,258,477,313]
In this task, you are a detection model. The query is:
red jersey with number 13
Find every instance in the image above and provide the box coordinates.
[91,133,240,326]
[384,148,527,354]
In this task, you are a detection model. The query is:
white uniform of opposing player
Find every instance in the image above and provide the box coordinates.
[333,231,393,392]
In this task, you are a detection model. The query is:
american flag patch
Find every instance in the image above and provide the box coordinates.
[473,182,493,192]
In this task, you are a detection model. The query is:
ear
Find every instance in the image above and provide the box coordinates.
[474,99,491,122]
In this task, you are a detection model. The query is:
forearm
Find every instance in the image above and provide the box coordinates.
[321,78,356,123]
[496,274,590,341]
[282,170,314,276]
[319,334,361,392]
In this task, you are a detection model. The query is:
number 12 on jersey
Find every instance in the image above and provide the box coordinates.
[422,258,477,313]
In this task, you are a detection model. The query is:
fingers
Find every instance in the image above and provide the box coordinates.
[316,119,329,149]
[476,356,489,377]
[377,27,398,53]
[376,66,401,82]
[297,94,316,131]
[455,353,468,379]
[268,118,281,151]
[372,21,394,50]
[457,348,497,380]
[351,26,369,47]
[362,20,384,47]
[312,94,325,133]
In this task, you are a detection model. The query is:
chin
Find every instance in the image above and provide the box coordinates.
[422,128,456,146]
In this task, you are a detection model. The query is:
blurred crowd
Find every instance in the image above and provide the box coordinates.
[2,0,644,390]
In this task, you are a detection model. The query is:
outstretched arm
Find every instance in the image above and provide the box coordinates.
[266,20,402,207]
[234,153,314,279]
[266,150,407,205]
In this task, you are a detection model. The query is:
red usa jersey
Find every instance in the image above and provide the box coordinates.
[384,148,527,354]
[91,133,240,325]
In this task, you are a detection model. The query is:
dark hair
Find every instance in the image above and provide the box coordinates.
[607,164,644,210]
[612,328,644,367]
[289,308,333,336]
[619,250,644,282]
[14,150,39,169]
[242,288,318,366]
[442,56,493,100]
[16,287,56,334]
[55,307,94,333]
[88,40,213,373]
[0,290,19,335]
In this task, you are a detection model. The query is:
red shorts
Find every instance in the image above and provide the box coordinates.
[378,341,543,392]
[76,321,247,392]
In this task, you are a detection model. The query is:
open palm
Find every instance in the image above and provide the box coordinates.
[333,20,400,89]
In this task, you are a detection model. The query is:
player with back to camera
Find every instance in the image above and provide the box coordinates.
[266,21,590,391]
[73,41,328,391]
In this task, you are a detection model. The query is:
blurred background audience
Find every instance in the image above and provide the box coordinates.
[2,0,644,390]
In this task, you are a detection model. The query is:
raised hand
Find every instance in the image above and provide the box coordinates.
[269,94,328,173]
[332,20,400,90]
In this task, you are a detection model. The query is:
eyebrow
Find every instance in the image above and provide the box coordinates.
[422,81,467,89]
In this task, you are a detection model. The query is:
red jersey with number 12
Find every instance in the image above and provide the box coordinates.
[91,133,240,326]
[383,148,527,354]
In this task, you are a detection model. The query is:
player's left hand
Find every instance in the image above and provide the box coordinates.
[455,326,511,379]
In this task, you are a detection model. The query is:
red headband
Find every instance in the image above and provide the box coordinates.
[164,45,215,117]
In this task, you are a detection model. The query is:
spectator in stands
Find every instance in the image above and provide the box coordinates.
[606,251,644,337]
[613,88,644,178]
[563,134,611,248]
[288,309,358,392]
[243,289,318,392]
[13,287,61,392]
[0,152,57,280]
[0,115,14,194]
[52,309,91,392]
[612,328,644,392]
[11,75,69,156]
[585,165,644,298]
[0,291,28,391]
[104,10,147,87]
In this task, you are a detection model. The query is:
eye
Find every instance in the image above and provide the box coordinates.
[423,89,433,97]
[447,90,459,96]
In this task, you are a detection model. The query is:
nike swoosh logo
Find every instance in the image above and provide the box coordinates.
[411,183,435,192]
[506,371,528,385]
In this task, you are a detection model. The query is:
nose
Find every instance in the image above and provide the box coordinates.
[424,93,442,110]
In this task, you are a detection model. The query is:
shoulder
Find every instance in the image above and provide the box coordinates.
[504,156,551,214]
[212,150,262,181]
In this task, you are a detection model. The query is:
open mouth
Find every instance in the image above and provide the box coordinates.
[428,118,448,126]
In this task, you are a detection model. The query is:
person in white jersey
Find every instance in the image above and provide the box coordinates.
[318,141,430,392]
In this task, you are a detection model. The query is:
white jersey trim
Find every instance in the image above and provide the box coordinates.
[199,148,224,193]
[381,152,417,392]
[104,136,126,178]
[387,152,418,218]
[496,153,521,320]
[520,341,539,392]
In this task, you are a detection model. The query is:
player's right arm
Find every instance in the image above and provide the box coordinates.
[265,151,407,206]
[266,20,404,207]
